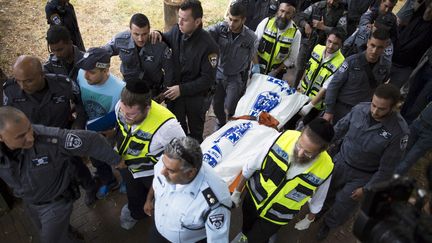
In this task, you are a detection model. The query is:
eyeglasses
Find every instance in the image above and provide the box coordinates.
[295,141,317,160]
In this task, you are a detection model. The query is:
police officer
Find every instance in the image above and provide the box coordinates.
[0,106,124,243]
[236,0,279,31]
[230,118,335,242]
[44,25,84,82]
[145,137,232,242]
[3,55,97,206]
[104,13,174,97]
[342,12,395,61]
[114,81,185,230]
[395,101,432,175]
[343,0,375,36]
[4,55,86,130]
[252,0,301,79]
[208,2,258,127]
[45,0,85,51]
[159,0,219,142]
[294,0,345,85]
[316,84,409,240]
[323,28,391,124]
[358,0,398,44]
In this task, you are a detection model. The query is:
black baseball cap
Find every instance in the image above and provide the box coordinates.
[77,47,111,70]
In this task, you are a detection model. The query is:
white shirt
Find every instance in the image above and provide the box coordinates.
[242,134,331,214]
[114,101,186,178]
[255,17,302,68]
[153,159,232,242]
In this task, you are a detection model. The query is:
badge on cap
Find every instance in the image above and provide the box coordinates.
[65,133,82,149]
[83,52,90,58]
[208,53,218,68]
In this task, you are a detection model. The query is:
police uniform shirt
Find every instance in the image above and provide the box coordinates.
[343,25,394,62]
[324,51,391,114]
[153,158,232,242]
[114,101,185,175]
[255,17,301,67]
[3,74,87,129]
[45,0,85,51]
[103,30,174,91]
[333,102,409,190]
[0,125,121,204]
[43,45,84,81]
[207,21,258,78]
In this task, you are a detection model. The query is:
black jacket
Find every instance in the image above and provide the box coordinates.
[162,25,219,97]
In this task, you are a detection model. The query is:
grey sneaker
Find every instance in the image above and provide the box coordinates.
[120,204,138,230]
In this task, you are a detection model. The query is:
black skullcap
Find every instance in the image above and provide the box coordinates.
[307,118,334,143]
[279,0,297,8]
[125,80,150,94]
[76,47,111,70]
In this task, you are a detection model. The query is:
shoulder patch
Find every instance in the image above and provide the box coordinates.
[65,133,82,149]
[202,187,219,207]
[208,214,225,229]
[164,47,172,59]
[208,53,218,68]
[49,13,62,25]
[400,135,408,150]
[339,62,348,73]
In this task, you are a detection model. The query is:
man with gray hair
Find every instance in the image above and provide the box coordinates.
[144,137,232,242]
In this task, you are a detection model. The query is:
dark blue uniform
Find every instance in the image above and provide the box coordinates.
[45,0,85,51]
[162,25,219,142]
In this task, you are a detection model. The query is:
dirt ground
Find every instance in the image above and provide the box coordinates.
[0,0,226,76]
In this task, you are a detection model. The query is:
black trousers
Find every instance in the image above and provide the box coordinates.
[167,95,208,143]
[120,168,153,220]
[242,192,282,243]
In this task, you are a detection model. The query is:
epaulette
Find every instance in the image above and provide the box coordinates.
[202,187,219,208]
[36,134,59,145]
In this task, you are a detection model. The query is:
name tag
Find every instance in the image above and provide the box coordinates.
[32,156,49,167]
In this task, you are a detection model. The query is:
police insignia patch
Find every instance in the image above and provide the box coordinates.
[208,53,218,68]
[50,14,62,25]
[65,133,82,149]
[209,214,224,229]
[384,47,393,56]
[339,62,348,73]
[400,135,408,150]
[164,48,172,59]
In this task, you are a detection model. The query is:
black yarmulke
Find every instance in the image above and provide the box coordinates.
[125,80,150,94]
[307,118,334,143]
[279,0,297,8]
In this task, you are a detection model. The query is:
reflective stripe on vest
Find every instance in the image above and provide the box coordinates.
[247,130,333,225]
[257,17,298,74]
[301,44,345,110]
[116,100,175,175]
